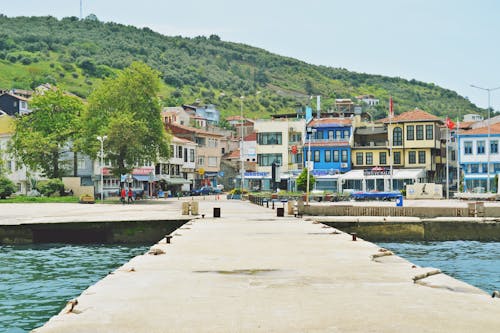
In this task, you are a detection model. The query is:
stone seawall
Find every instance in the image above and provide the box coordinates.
[0,219,189,244]
[320,219,500,241]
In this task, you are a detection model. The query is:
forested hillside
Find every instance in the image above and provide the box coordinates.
[0,14,483,120]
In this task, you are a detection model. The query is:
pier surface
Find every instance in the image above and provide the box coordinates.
[25,198,500,332]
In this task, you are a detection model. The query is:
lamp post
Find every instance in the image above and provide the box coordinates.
[240,96,245,194]
[306,127,316,205]
[96,135,107,201]
[470,84,500,192]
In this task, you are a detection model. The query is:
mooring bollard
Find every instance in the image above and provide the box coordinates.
[213,207,221,218]
[165,235,173,244]
[277,207,284,217]
[351,233,357,241]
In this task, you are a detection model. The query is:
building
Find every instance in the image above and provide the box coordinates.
[380,109,445,183]
[458,122,500,192]
[356,94,380,107]
[155,136,196,196]
[183,104,220,125]
[252,118,306,191]
[166,123,225,188]
[161,107,191,126]
[0,92,31,116]
[305,117,352,191]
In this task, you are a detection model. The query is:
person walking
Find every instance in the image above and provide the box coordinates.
[128,186,134,204]
[120,187,126,204]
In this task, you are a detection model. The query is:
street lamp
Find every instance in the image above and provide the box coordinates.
[240,96,245,194]
[306,127,316,205]
[96,135,107,201]
[470,84,500,192]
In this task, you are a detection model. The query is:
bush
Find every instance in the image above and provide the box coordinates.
[37,178,65,197]
[0,176,16,199]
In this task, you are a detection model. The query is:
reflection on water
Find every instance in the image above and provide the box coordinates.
[0,244,149,333]
[378,241,500,293]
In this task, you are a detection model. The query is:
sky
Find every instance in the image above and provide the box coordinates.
[2,0,500,113]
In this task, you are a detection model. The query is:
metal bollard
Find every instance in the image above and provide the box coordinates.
[165,235,173,244]
[213,207,221,218]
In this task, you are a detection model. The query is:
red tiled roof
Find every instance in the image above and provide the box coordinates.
[309,118,352,126]
[165,123,223,137]
[309,141,350,147]
[380,109,442,124]
[460,122,500,135]
[226,149,241,159]
[244,132,256,141]
[172,136,196,144]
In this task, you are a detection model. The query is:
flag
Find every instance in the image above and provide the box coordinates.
[445,117,455,130]
[389,96,394,118]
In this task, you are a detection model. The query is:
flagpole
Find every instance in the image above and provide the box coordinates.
[389,96,393,191]
[446,124,449,199]
[456,118,460,194]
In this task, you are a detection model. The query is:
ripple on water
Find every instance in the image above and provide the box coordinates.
[378,241,500,293]
[0,243,149,333]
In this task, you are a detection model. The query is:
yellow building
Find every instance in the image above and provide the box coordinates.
[382,109,444,179]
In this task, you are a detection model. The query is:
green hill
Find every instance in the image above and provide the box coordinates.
[0,14,483,120]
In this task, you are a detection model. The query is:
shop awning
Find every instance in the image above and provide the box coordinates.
[133,175,151,182]
[164,178,191,185]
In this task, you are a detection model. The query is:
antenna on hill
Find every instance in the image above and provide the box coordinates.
[80,0,83,20]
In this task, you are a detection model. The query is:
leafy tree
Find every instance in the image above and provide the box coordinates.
[10,89,84,179]
[0,176,16,199]
[37,178,65,197]
[81,62,171,177]
[296,168,315,192]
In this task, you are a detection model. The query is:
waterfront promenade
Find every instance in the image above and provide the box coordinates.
[15,198,498,332]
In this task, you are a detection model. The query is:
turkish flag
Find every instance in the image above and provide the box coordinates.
[446,117,455,130]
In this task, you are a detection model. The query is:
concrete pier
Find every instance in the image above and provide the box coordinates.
[27,199,500,333]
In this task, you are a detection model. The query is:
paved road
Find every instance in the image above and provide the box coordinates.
[30,199,500,333]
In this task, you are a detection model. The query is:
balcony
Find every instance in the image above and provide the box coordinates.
[353,141,387,148]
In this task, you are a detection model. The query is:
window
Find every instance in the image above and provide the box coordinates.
[393,127,403,146]
[464,141,473,155]
[197,156,205,166]
[257,132,282,145]
[343,130,350,139]
[407,125,414,140]
[333,150,339,162]
[208,157,217,167]
[416,125,424,140]
[195,137,206,146]
[491,140,498,154]
[409,151,416,164]
[78,158,86,169]
[325,150,331,162]
[313,150,320,162]
[379,152,386,164]
[341,150,348,162]
[451,150,456,161]
[477,140,485,154]
[356,152,363,165]
[418,151,426,164]
[426,125,433,140]
[184,148,188,162]
[190,149,195,162]
[221,147,225,155]
[394,152,401,164]
[365,152,373,165]
[257,153,282,166]
[328,131,334,140]
[177,146,182,158]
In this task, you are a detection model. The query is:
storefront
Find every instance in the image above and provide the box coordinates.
[339,168,426,192]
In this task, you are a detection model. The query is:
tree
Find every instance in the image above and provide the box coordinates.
[0,176,16,199]
[296,168,315,192]
[10,89,83,179]
[80,62,171,177]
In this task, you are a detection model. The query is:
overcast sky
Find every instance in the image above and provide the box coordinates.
[2,0,500,113]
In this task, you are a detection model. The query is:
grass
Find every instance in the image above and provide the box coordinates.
[0,195,80,203]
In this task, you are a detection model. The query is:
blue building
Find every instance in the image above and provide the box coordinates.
[304,118,352,191]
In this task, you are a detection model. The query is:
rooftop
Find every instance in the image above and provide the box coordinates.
[380,109,443,124]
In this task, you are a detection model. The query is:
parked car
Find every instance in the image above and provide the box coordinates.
[191,186,212,196]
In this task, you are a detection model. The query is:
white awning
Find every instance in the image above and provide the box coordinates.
[339,168,425,181]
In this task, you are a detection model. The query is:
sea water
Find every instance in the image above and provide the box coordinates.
[377,241,500,294]
[0,244,149,333]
